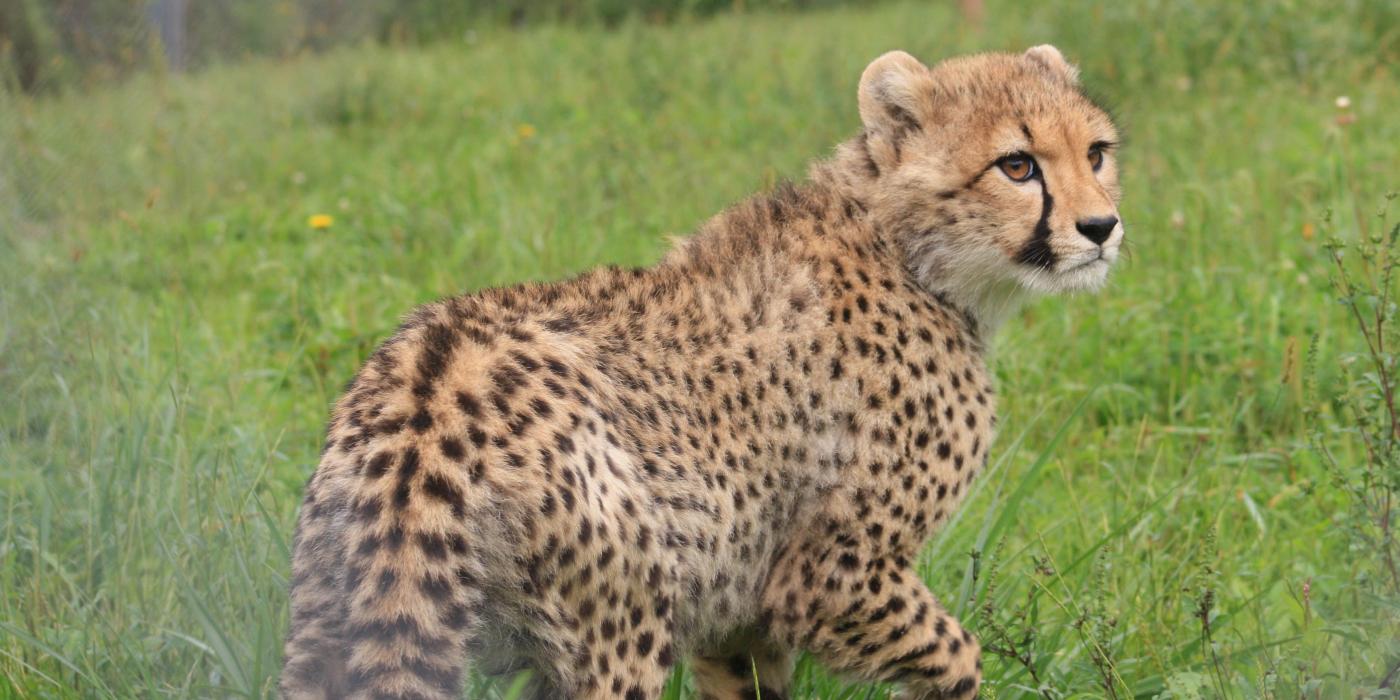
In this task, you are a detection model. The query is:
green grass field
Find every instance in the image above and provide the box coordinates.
[3,1,1399,697]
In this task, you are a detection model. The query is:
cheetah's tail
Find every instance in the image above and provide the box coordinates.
[312,488,490,700]
[279,496,354,699]
[281,508,485,699]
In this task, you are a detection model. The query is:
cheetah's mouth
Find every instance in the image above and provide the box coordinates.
[1043,247,1117,294]
[1063,253,1107,272]
[1060,242,1119,273]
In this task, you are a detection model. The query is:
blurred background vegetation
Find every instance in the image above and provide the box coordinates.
[0,0,871,92]
[3,0,1400,698]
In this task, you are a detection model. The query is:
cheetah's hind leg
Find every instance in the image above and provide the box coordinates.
[690,629,795,700]
[466,622,569,700]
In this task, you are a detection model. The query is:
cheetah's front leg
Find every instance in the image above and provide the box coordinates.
[762,545,980,699]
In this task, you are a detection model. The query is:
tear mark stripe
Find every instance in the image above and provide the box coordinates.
[1013,173,1057,269]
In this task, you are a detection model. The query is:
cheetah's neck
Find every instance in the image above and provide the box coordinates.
[813,138,1029,337]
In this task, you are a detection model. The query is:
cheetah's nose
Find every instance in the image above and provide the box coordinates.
[1075,216,1118,246]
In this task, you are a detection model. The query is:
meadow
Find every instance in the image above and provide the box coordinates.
[2,1,1399,697]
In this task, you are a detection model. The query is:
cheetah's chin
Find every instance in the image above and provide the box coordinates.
[1014,257,1114,296]
[1053,258,1113,293]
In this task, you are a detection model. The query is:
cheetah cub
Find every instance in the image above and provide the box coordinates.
[282,46,1123,700]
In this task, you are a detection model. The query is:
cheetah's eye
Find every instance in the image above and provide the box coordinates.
[1088,145,1105,171]
[997,154,1036,183]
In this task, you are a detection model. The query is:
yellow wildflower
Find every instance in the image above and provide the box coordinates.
[308,214,334,229]
[517,123,537,140]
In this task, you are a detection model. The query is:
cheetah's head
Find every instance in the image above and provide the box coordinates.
[852,46,1123,328]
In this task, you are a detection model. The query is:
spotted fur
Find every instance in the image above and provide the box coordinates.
[280,45,1123,700]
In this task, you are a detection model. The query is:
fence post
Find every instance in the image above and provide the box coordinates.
[149,0,188,71]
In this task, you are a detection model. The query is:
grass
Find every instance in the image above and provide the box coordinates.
[2,0,1398,697]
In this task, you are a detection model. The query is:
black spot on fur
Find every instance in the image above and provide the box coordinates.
[886,103,921,160]
[422,473,464,516]
[409,408,433,433]
[394,447,420,509]
[468,427,487,447]
[859,131,880,178]
[415,322,459,390]
[365,452,393,479]
[455,391,481,417]
[439,436,464,460]
[544,317,578,334]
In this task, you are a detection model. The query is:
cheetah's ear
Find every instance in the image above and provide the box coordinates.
[857,51,936,137]
[1023,44,1080,84]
